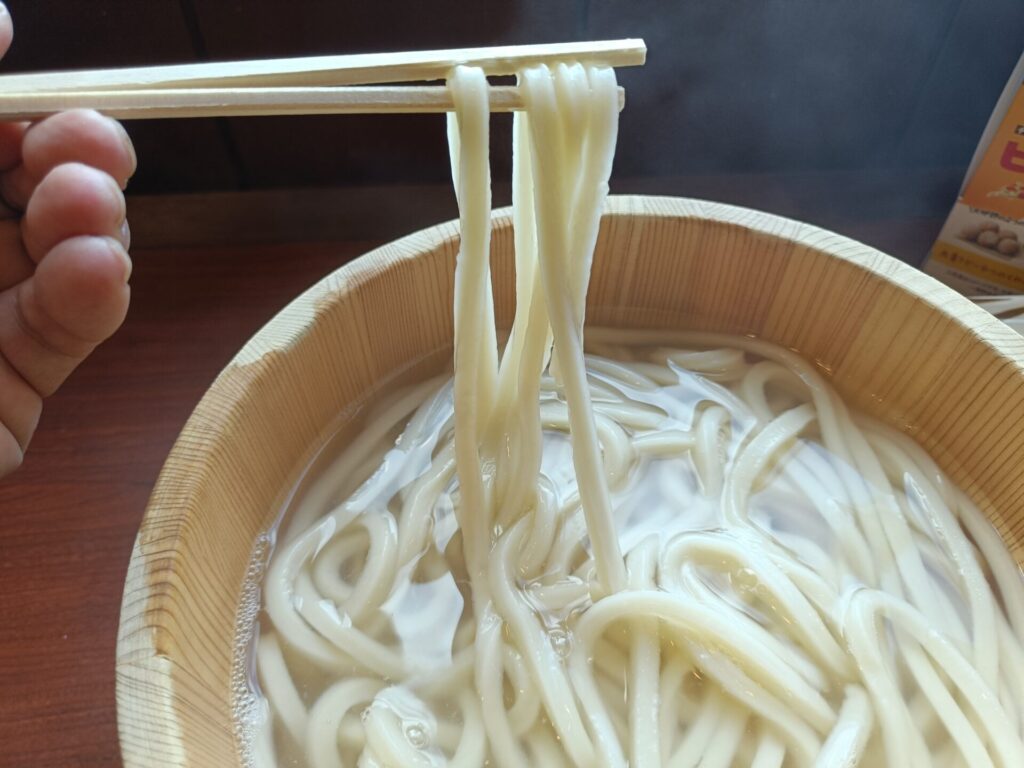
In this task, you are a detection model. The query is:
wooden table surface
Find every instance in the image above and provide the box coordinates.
[0,240,375,767]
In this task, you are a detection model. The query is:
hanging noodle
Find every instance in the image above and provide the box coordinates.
[245,62,1024,768]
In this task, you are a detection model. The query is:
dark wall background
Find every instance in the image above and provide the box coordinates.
[3,1,1023,253]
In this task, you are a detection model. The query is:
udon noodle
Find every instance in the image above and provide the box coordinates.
[246,63,1024,767]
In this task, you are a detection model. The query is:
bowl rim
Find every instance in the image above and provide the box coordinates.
[115,193,1024,767]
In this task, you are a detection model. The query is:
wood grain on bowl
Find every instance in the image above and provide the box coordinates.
[116,195,1024,767]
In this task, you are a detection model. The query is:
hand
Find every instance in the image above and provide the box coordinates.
[0,3,135,477]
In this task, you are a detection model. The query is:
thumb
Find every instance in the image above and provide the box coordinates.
[0,4,11,61]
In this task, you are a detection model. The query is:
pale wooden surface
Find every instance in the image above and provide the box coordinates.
[115,195,1024,767]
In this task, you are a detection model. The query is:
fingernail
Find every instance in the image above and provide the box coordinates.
[0,4,9,17]
[119,219,131,251]
[111,234,133,283]
[107,117,137,186]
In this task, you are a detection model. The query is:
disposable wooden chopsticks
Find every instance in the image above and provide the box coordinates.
[0,84,628,121]
[0,37,643,91]
[0,39,643,120]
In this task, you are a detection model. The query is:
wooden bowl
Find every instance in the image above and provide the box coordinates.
[115,195,1024,766]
